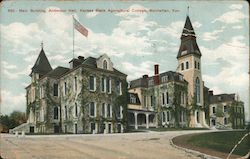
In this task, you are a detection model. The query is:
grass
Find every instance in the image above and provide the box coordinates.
[146,127,209,131]
[174,130,250,156]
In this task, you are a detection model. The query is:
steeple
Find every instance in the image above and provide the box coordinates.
[177,16,201,59]
[30,43,52,77]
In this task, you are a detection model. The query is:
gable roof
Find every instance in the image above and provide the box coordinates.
[30,48,52,76]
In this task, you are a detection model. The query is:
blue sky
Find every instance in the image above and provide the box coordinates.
[0,0,249,121]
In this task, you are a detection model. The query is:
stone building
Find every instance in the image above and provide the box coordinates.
[128,68,188,129]
[128,15,208,128]
[208,91,245,129]
[25,48,127,134]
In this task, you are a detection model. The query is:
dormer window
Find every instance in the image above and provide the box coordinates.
[103,60,108,70]
[161,76,168,83]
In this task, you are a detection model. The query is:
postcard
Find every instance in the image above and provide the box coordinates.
[0,0,249,159]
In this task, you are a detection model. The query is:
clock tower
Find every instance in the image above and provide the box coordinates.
[177,16,207,127]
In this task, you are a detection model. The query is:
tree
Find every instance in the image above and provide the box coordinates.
[9,111,27,129]
[0,111,27,132]
[0,115,10,133]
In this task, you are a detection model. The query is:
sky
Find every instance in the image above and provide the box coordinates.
[0,0,249,121]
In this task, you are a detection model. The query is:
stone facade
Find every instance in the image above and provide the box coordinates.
[26,52,127,134]
[128,70,189,129]
[208,92,245,129]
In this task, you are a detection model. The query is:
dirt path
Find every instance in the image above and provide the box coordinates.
[0,130,212,159]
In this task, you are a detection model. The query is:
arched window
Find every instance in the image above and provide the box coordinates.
[54,107,58,119]
[103,60,108,69]
[186,61,189,69]
[195,77,200,103]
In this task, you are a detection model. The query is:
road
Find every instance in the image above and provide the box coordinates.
[0,130,213,159]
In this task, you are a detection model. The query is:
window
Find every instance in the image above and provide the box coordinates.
[195,77,200,103]
[90,123,95,133]
[130,94,136,103]
[107,104,112,118]
[64,82,67,95]
[224,117,228,125]
[89,76,96,91]
[102,103,106,117]
[101,77,106,92]
[116,106,123,119]
[162,93,165,105]
[74,77,77,92]
[75,123,78,134]
[75,103,78,117]
[89,102,96,117]
[40,86,44,99]
[166,92,169,104]
[116,81,122,95]
[150,95,153,106]
[144,96,147,107]
[108,123,112,133]
[179,75,183,81]
[65,106,67,120]
[224,105,227,112]
[53,84,58,96]
[148,79,154,86]
[196,111,200,123]
[186,61,189,69]
[161,76,168,83]
[166,111,170,122]
[181,92,185,105]
[107,78,111,93]
[181,63,184,70]
[103,60,108,69]
[195,61,197,69]
[198,62,200,70]
[54,107,58,120]
[212,107,216,114]
[162,112,166,122]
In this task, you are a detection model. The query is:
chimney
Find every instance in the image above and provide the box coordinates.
[208,90,213,96]
[154,64,160,85]
[78,56,85,61]
[142,74,148,79]
[154,64,159,75]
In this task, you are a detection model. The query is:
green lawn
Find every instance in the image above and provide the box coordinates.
[177,131,250,156]
[148,127,209,131]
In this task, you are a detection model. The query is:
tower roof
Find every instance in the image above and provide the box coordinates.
[181,16,195,38]
[177,16,201,59]
[30,48,52,76]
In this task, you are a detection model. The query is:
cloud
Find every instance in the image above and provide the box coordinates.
[2,61,17,70]
[232,25,243,29]
[202,26,225,41]
[193,21,202,28]
[201,35,248,90]
[2,62,33,80]
[1,90,26,115]
[229,4,243,10]
[121,61,156,81]
[212,10,246,24]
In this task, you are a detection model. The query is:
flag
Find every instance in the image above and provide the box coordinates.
[73,17,88,37]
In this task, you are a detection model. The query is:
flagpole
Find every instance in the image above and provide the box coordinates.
[72,15,75,58]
